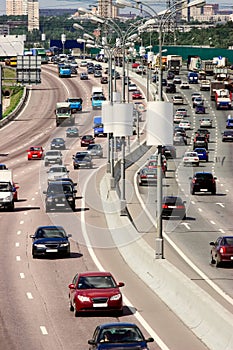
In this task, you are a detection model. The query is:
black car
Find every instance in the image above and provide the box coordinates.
[73,152,93,169]
[30,225,72,258]
[50,137,66,150]
[193,136,208,150]
[165,83,176,93]
[88,322,154,350]
[167,71,175,80]
[162,196,186,219]
[43,180,77,212]
[94,70,102,78]
[87,66,95,74]
[190,172,217,195]
[161,145,176,159]
[222,130,233,142]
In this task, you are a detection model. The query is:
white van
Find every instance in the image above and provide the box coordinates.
[0,170,15,211]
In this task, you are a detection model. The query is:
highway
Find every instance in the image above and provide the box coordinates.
[0,60,232,350]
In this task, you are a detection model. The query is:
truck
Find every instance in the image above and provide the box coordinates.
[213,67,228,81]
[188,71,198,84]
[93,116,106,137]
[66,97,83,113]
[0,170,16,211]
[200,80,211,91]
[167,55,182,75]
[55,102,74,127]
[188,56,201,71]
[58,64,72,78]
[210,81,226,100]
[30,47,49,64]
[215,89,232,110]
[202,60,215,76]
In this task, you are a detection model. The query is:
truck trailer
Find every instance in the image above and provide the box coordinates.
[167,55,182,75]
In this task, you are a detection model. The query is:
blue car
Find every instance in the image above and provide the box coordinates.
[194,147,209,162]
[88,322,154,349]
[226,117,233,129]
[195,105,205,114]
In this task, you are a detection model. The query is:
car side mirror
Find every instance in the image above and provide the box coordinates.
[68,283,75,289]
[118,282,125,287]
[146,337,154,343]
[209,241,215,246]
[74,190,77,193]
[88,340,96,345]
[68,234,72,237]
[43,191,47,194]
[30,235,35,238]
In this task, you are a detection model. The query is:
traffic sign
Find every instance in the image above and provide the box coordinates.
[17,55,41,84]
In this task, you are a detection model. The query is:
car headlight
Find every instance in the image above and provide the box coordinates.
[3,195,12,201]
[47,197,53,202]
[34,244,46,248]
[77,295,90,302]
[110,293,121,301]
[67,197,73,202]
[60,242,69,247]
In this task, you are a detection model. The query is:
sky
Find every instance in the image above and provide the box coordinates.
[0,0,232,16]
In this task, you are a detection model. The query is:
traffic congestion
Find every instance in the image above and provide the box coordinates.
[0,51,233,350]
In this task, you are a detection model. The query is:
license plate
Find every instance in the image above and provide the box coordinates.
[32,155,37,157]
[200,189,208,191]
[46,249,58,253]
[93,303,108,308]
[56,204,65,206]
[168,206,176,208]
[147,175,155,178]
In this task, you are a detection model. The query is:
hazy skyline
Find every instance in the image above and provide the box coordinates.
[0,0,232,16]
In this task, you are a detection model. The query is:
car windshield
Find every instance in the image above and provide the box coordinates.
[195,173,213,180]
[46,151,60,156]
[30,147,41,151]
[53,138,64,142]
[49,167,66,173]
[163,197,183,205]
[0,182,11,191]
[93,95,105,101]
[36,227,66,238]
[83,135,93,140]
[88,145,98,150]
[77,276,116,289]
[98,327,144,343]
[47,184,72,194]
[75,154,89,160]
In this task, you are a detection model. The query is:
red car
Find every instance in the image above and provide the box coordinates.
[132,90,143,100]
[27,146,44,160]
[80,135,95,147]
[68,271,124,317]
[13,182,19,201]
[132,62,140,69]
[210,236,233,267]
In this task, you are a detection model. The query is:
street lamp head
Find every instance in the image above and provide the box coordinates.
[187,0,206,7]
[115,0,133,8]
[90,15,105,24]
[73,23,84,31]
[83,33,94,40]
[78,7,91,14]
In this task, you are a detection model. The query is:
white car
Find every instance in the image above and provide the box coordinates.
[176,108,188,117]
[179,120,191,129]
[128,83,138,92]
[199,118,213,128]
[47,165,69,182]
[172,95,184,105]
[180,81,190,89]
[174,113,183,124]
[183,151,199,166]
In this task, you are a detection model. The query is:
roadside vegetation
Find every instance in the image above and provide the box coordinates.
[2,67,24,118]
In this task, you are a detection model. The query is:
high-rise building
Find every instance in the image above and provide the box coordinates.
[98,0,118,18]
[28,0,39,31]
[6,0,24,15]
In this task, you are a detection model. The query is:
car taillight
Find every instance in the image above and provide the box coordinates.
[162,204,168,208]
[220,246,226,254]
[176,205,184,209]
[192,178,197,183]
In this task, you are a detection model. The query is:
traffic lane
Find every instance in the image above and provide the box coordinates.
[125,141,233,310]
[82,165,208,350]
[0,71,69,163]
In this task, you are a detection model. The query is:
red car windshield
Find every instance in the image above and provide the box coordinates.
[77,276,116,289]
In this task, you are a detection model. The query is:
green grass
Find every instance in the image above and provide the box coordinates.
[2,86,24,118]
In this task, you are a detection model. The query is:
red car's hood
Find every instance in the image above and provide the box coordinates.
[76,288,120,297]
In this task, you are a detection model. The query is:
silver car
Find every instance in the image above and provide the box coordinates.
[44,150,62,166]
[86,144,103,158]
[47,165,69,182]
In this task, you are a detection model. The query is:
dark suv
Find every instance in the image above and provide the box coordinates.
[190,172,217,195]
[43,180,77,212]
[165,83,176,93]
[162,196,186,219]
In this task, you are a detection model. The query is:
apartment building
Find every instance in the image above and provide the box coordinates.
[28,0,39,31]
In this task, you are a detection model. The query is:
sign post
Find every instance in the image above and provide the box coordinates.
[16,56,41,84]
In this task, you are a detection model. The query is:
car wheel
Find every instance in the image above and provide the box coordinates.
[32,251,36,259]
[69,299,74,312]
[212,190,216,195]
[206,157,208,162]
[74,303,79,317]
[8,203,14,211]
[216,256,221,268]
[182,214,186,220]
[196,163,199,166]
[115,309,123,317]
[211,255,215,264]
[191,189,195,195]
[45,162,48,167]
